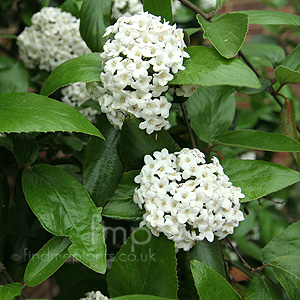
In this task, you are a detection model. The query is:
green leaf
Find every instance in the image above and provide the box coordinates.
[0,56,29,93]
[186,86,235,143]
[0,92,103,138]
[171,46,261,88]
[107,227,178,298]
[143,0,172,23]
[112,296,176,300]
[236,78,271,95]
[60,0,82,18]
[241,43,285,67]
[24,236,71,287]
[40,53,102,96]
[11,133,39,165]
[271,256,300,300]
[119,116,177,170]
[190,260,242,300]
[197,13,248,59]
[213,130,300,152]
[22,164,106,273]
[244,275,282,300]
[83,115,124,207]
[102,170,144,221]
[275,44,300,85]
[79,0,111,52]
[0,283,23,300]
[241,10,300,26]
[261,221,300,262]
[221,159,300,202]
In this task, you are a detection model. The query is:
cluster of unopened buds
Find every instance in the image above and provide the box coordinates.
[87,11,197,134]
[79,291,109,300]
[133,148,245,251]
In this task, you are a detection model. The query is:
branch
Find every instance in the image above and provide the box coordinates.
[180,102,197,148]
[178,0,209,19]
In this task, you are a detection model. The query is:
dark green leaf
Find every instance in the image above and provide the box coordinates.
[190,260,242,300]
[221,159,300,202]
[11,133,39,165]
[113,296,176,300]
[0,92,103,138]
[0,56,29,93]
[24,236,71,287]
[102,170,144,221]
[171,46,261,88]
[22,164,106,273]
[241,10,300,26]
[107,227,178,298]
[83,115,124,207]
[143,0,172,23]
[213,130,300,152]
[80,0,111,52]
[119,116,177,170]
[197,13,248,59]
[236,78,271,95]
[40,53,102,96]
[244,275,282,300]
[186,86,235,143]
[0,170,9,260]
[184,28,202,36]
[60,0,82,18]
[59,135,83,152]
[0,283,23,300]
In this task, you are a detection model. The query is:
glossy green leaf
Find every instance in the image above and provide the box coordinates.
[241,43,285,67]
[22,164,106,273]
[24,236,71,287]
[190,260,242,300]
[185,86,235,143]
[0,283,23,300]
[113,296,176,300]
[271,256,300,300]
[107,227,178,298]
[11,133,39,165]
[197,13,248,59]
[83,115,124,207]
[0,93,103,138]
[0,56,29,93]
[214,129,300,152]
[80,0,111,52]
[143,0,172,23]
[40,53,102,96]
[244,275,282,300]
[241,10,300,26]
[221,159,300,202]
[119,116,177,170]
[275,44,300,85]
[171,46,261,88]
[102,170,143,221]
[261,221,300,263]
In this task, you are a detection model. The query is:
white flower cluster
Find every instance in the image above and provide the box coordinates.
[79,291,109,300]
[17,7,90,72]
[86,12,190,134]
[61,83,98,123]
[133,148,245,251]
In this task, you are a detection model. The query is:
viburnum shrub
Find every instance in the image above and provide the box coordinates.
[0,0,300,300]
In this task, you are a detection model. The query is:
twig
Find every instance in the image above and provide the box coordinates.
[180,102,197,148]
[178,0,209,19]
[224,258,253,279]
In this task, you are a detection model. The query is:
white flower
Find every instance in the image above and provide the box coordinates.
[79,290,109,300]
[133,148,245,251]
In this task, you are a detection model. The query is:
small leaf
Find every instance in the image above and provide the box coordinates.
[244,275,282,300]
[143,0,172,23]
[83,115,124,207]
[102,170,144,221]
[119,116,177,170]
[221,159,300,202]
[22,164,106,273]
[80,0,111,52]
[171,46,261,88]
[40,53,102,96]
[0,283,23,300]
[185,86,235,143]
[197,13,248,59]
[213,129,300,152]
[24,236,71,287]
[107,227,178,299]
[190,260,242,300]
[0,92,103,138]
[241,10,300,26]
